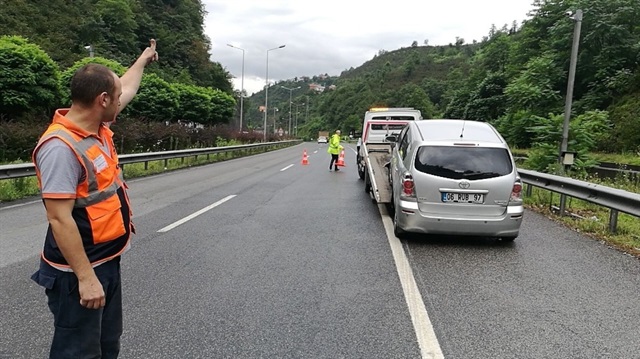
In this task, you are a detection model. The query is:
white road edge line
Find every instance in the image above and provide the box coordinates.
[280,164,294,172]
[378,204,445,359]
[157,195,237,233]
[0,199,40,210]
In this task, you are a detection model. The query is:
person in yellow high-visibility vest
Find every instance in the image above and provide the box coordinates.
[327,129,343,171]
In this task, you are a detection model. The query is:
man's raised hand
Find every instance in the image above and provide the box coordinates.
[141,39,158,65]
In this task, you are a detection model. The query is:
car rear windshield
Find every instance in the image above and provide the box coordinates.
[414,146,513,180]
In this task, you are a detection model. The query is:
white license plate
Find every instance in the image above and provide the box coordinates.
[441,192,484,204]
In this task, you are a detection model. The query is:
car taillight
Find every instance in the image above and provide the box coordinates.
[401,174,415,197]
[510,182,522,202]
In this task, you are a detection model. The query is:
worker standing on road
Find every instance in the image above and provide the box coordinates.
[328,129,343,171]
[30,40,159,359]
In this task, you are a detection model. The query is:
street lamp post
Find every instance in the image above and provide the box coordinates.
[281,85,300,135]
[227,44,245,132]
[559,9,583,168]
[263,45,286,141]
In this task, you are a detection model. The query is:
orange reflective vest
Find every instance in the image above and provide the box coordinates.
[32,109,134,269]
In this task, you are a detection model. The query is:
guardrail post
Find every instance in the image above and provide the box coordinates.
[144,161,148,170]
[609,209,619,234]
[525,183,533,197]
[559,194,567,216]
[164,159,168,168]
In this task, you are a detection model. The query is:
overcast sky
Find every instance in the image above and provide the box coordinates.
[202,1,536,95]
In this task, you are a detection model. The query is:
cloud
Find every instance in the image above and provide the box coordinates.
[203,0,534,95]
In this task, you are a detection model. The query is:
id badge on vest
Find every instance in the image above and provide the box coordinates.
[93,154,108,173]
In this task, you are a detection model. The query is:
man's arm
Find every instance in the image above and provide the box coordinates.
[118,39,159,114]
[44,198,106,309]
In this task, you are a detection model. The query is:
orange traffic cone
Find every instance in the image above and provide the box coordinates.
[336,150,346,167]
[302,149,309,165]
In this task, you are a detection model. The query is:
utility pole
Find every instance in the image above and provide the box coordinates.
[559,9,583,169]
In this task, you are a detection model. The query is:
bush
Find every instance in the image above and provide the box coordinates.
[0,35,61,120]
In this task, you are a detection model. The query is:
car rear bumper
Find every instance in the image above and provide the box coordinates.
[396,200,523,237]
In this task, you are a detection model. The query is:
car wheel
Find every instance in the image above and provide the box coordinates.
[393,206,406,238]
[357,156,365,180]
[364,168,371,193]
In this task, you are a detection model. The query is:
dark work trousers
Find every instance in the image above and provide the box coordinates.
[329,154,339,170]
[31,257,123,359]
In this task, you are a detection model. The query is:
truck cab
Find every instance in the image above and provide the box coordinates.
[356,107,422,202]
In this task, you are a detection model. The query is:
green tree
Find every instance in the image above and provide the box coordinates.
[0,35,61,120]
[525,110,611,173]
[173,83,213,124]
[387,83,435,119]
[95,0,138,58]
[504,54,563,115]
[202,87,236,125]
[464,72,507,121]
[126,73,179,122]
[605,93,640,152]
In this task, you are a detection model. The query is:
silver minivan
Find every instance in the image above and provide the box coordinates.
[388,119,523,240]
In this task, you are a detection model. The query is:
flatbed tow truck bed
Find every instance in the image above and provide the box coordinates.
[364,143,392,203]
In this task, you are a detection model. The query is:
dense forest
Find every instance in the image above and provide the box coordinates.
[1,0,639,173]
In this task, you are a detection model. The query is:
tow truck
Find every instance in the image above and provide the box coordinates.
[356,107,422,203]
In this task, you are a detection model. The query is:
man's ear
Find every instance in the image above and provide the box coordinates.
[98,92,110,108]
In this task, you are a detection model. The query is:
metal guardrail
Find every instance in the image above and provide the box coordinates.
[0,140,301,180]
[518,168,640,233]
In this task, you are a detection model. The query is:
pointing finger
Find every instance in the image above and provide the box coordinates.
[149,39,156,50]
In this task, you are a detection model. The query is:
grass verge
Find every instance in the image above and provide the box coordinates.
[524,180,640,258]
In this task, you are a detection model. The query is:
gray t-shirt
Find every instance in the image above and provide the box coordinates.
[35,137,111,198]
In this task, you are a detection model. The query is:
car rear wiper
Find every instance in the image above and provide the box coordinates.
[464,171,500,180]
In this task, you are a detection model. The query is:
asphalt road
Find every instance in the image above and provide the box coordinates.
[1,143,639,358]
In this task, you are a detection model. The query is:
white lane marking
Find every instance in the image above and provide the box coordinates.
[280,164,294,172]
[378,204,445,359]
[157,195,236,233]
[0,199,40,210]
[313,150,318,154]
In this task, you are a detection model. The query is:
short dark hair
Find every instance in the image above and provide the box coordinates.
[70,64,116,107]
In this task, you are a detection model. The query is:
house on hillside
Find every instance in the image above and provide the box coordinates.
[309,83,325,93]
